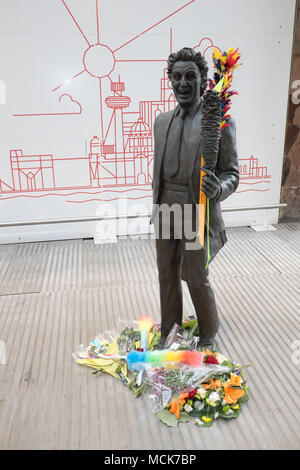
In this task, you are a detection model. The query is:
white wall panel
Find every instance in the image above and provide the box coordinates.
[0,0,296,243]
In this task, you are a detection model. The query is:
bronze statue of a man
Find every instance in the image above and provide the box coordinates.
[151,47,239,349]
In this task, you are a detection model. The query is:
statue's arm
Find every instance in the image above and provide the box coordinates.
[215,117,239,203]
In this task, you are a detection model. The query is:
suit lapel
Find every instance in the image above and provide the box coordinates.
[155,107,177,181]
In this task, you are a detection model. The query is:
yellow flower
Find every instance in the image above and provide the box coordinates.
[201,416,212,423]
[231,404,240,410]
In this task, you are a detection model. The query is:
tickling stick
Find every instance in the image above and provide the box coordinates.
[198,155,206,247]
[198,79,223,249]
[198,48,240,254]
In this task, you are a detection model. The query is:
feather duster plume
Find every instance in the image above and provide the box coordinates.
[201,89,222,171]
[208,47,241,129]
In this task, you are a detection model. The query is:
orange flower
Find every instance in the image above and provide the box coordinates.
[223,382,245,404]
[168,392,189,419]
[229,373,242,387]
[204,349,213,356]
[202,383,211,390]
[210,379,222,389]
[178,392,189,406]
[202,379,221,390]
[169,400,180,420]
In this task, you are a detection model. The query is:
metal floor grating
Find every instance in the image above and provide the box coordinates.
[0,222,299,449]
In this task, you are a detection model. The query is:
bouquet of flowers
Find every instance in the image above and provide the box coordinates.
[73,319,161,396]
[155,348,249,428]
[73,316,249,428]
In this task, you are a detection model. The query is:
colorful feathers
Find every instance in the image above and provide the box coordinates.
[210,47,241,129]
[127,350,204,371]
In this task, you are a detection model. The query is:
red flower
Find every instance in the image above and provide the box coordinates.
[187,389,198,400]
[204,355,219,365]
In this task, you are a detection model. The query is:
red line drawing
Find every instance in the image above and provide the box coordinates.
[112,0,197,53]
[239,181,271,185]
[51,70,86,92]
[13,94,82,117]
[238,156,271,181]
[98,78,104,141]
[0,187,152,198]
[116,59,166,63]
[193,37,222,56]
[0,178,14,192]
[9,150,55,191]
[96,0,100,44]
[3,1,272,203]
[83,44,116,78]
[235,189,271,193]
[66,195,153,203]
[0,187,153,201]
[61,0,91,47]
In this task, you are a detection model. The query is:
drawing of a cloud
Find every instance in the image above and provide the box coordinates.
[13,93,82,117]
[58,94,82,114]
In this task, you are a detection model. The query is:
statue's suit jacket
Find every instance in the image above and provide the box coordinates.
[151,103,239,264]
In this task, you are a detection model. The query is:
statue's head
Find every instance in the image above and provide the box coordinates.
[167,47,208,108]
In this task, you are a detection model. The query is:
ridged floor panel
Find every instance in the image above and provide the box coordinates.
[0,222,299,449]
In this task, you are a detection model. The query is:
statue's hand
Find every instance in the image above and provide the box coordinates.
[201,167,221,200]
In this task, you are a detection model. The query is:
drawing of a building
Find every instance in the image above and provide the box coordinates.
[10,150,55,191]
[0,68,271,194]
[239,156,271,180]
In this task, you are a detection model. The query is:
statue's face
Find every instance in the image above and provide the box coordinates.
[170,60,201,108]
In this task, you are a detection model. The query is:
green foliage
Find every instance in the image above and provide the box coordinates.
[157,409,178,428]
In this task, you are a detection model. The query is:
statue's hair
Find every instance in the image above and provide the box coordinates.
[167,47,208,96]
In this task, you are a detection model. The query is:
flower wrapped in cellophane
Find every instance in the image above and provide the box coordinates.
[73,315,250,427]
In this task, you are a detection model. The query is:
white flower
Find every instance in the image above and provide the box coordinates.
[226,409,234,416]
[184,404,193,413]
[214,412,219,419]
[215,353,228,364]
[222,399,227,406]
[208,392,220,403]
[197,387,207,399]
[206,392,221,407]
[194,400,205,411]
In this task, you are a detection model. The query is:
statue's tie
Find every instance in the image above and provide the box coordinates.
[168,109,186,177]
